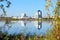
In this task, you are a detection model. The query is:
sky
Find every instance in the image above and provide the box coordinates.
[0,0,57,36]
[7,0,46,16]
[0,0,56,17]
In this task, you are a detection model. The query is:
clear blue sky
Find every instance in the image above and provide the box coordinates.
[0,0,56,17]
[5,0,56,17]
[7,0,45,16]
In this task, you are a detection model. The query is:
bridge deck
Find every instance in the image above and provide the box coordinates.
[0,17,55,21]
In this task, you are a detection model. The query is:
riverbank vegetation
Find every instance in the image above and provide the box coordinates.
[0,29,58,40]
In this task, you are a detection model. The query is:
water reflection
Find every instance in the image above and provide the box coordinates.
[0,21,53,36]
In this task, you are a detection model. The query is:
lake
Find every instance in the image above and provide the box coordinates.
[0,21,53,36]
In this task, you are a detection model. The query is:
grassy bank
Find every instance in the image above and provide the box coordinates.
[0,30,58,40]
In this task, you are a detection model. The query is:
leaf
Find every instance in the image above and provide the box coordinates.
[6,1,11,8]
[0,0,4,2]
[0,4,4,9]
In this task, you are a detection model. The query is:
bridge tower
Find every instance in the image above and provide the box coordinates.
[37,10,42,30]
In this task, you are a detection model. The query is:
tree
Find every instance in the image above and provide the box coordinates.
[0,0,11,16]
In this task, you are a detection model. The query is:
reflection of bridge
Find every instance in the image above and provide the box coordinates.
[0,16,54,30]
[0,16,55,29]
